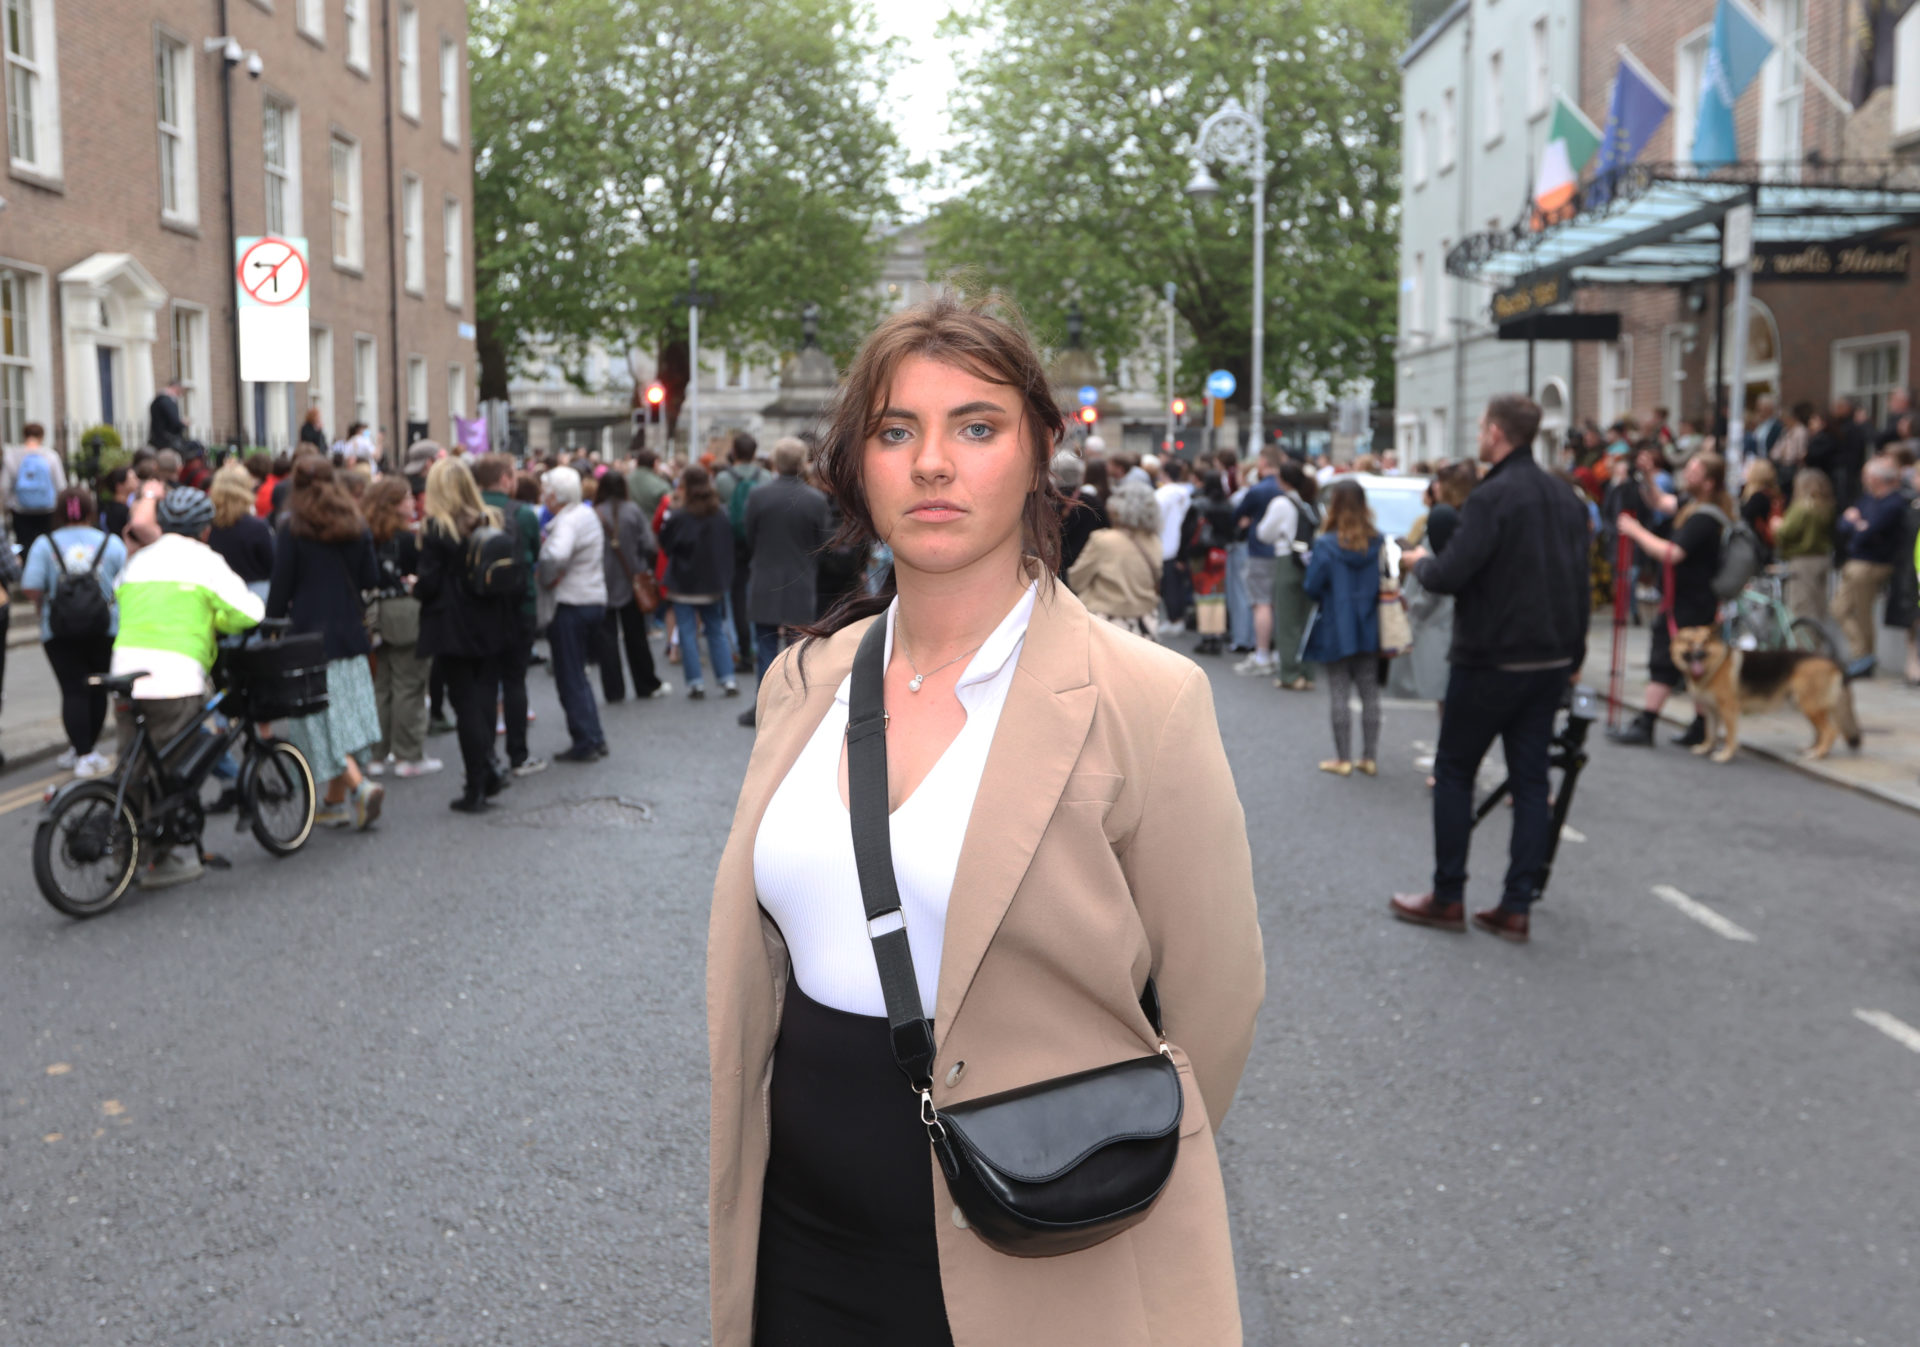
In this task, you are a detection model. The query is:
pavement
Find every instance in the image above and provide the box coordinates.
[2,624,1918,1345]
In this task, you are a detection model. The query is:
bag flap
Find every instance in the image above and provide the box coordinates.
[940,1054,1182,1184]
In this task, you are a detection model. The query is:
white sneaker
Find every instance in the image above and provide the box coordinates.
[647,681,673,698]
[73,752,113,779]
[56,747,78,771]
[1233,653,1274,676]
[366,754,392,777]
[136,850,204,890]
[315,803,354,829]
[511,756,549,777]
[394,757,444,778]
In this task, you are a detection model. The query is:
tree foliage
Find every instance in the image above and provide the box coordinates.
[928,0,1403,413]
[470,0,906,419]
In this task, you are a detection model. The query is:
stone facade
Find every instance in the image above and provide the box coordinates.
[0,0,476,461]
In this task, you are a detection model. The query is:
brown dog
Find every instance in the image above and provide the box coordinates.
[1672,625,1862,763]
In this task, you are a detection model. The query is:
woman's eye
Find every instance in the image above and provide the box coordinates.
[878,426,911,445]
[960,422,995,441]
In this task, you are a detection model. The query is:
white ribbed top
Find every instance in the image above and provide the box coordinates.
[753,584,1038,1019]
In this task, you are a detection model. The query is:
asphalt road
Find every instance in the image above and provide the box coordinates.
[1,634,1915,1346]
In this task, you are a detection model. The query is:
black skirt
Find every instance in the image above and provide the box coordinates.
[754,974,953,1347]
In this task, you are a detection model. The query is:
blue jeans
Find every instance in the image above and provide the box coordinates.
[548,602,607,751]
[676,601,734,689]
[754,623,788,677]
[1225,542,1253,648]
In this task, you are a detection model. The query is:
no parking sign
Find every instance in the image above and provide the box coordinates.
[235,236,311,383]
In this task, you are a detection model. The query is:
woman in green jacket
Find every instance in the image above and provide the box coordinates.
[1773,466,1835,624]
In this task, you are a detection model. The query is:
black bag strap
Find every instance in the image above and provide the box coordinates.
[847,617,939,1093]
[846,615,1165,1099]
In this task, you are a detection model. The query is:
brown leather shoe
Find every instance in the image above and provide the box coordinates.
[1389,892,1466,932]
[1472,907,1531,943]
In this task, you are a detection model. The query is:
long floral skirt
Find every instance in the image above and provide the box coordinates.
[280,655,380,784]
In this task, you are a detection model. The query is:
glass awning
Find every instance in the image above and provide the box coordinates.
[1446,162,1920,289]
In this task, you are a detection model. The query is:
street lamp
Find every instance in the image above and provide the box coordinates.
[1187,52,1268,452]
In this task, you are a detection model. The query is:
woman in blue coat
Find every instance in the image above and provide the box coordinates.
[1302,479,1382,777]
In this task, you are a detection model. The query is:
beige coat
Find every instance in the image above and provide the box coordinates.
[1068,527,1163,619]
[707,581,1265,1346]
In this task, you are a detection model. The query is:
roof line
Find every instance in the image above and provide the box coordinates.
[1399,0,1471,70]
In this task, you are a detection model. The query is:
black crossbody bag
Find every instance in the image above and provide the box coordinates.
[844,618,1183,1257]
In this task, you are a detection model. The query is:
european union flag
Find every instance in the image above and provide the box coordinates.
[1590,49,1673,207]
[1693,0,1775,168]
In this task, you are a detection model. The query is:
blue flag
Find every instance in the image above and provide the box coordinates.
[1590,50,1673,207]
[1693,0,1775,167]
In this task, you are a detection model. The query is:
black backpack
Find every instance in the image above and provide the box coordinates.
[465,524,525,598]
[47,537,112,640]
[1287,492,1320,569]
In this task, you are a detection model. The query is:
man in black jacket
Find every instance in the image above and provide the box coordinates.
[737,438,831,726]
[147,382,186,451]
[1390,394,1590,944]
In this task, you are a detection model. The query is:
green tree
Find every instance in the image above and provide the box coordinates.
[470,0,907,429]
[929,0,1403,418]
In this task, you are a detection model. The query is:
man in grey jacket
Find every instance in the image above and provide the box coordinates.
[737,438,831,727]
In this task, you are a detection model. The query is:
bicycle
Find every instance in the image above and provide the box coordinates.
[1726,564,1838,658]
[33,622,325,918]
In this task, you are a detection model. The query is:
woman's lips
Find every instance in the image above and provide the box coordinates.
[908,500,965,520]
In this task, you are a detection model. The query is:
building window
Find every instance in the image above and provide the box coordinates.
[353,335,377,427]
[169,304,206,427]
[1529,17,1551,119]
[344,0,370,74]
[1760,0,1807,169]
[406,355,428,426]
[443,197,464,306]
[309,326,333,436]
[296,0,323,42]
[402,173,425,294]
[1673,28,1712,167]
[0,266,34,443]
[154,32,197,226]
[440,37,460,146]
[1411,109,1429,187]
[330,133,364,269]
[447,362,467,439]
[1484,51,1504,146]
[1600,336,1634,425]
[1405,252,1425,341]
[1438,88,1457,171]
[263,98,301,237]
[397,4,420,120]
[1435,240,1451,341]
[1832,334,1910,427]
[4,0,59,179]
[1899,5,1920,141]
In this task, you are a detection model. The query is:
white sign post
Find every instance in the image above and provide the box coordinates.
[1722,204,1755,487]
[235,235,311,384]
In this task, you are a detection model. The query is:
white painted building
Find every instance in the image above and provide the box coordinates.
[1394,0,1582,462]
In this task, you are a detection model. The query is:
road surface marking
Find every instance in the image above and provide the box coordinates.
[1651,885,1756,942]
[1854,1009,1920,1054]
[0,773,61,818]
[1560,826,1586,843]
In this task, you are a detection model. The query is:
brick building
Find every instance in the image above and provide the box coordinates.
[1569,0,1919,434]
[1,0,476,462]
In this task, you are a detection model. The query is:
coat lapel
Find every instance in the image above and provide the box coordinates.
[934,584,1096,1032]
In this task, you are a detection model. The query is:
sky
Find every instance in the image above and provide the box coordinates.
[871,1,981,213]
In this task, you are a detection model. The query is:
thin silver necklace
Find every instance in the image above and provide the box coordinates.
[900,638,984,692]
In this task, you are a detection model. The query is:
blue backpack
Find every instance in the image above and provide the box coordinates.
[14,452,56,513]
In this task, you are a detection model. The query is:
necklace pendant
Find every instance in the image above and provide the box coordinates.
[908,674,926,692]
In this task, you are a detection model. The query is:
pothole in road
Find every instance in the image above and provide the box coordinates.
[490,796,656,829]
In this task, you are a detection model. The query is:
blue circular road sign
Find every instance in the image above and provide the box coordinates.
[1205,369,1236,400]
[1077,384,1099,407]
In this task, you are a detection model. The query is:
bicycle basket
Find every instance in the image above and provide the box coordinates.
[228,631,330,720]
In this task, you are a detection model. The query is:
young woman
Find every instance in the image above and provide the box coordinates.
[265,455,384,830]
[1774,461,1836,624]
[416,458,513,811]
[207,463,275,600]
[1302,478,1383,776]
[1065,479,1161,636]
[20,487,127,778]
[363,476,439,779]
[592,470,665,702]
[707,295,1263,1346]
[659,464,737,698]
[1262,461,1321,691]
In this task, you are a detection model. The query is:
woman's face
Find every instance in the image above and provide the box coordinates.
[862,354,1035,578]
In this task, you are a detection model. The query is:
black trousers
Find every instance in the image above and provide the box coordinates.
[439,653,499,797]
[496,609,535,767]
[598,601,661,701]
[731,541,754,660]
[43,633,114,755]
[1432,664,1568,912]
[755,975,951,1346]
[1161,558,1192,625]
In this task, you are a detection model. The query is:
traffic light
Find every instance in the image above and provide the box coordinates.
[1171,398,1187,418]
[645,381,666,408]
[1078,406,1098,426]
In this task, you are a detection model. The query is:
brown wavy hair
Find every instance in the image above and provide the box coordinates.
[1320,478,1379,551]
[363,476,412,545]
[287,453,366,544]
[804,291,1067,644]
[678,464,722,518]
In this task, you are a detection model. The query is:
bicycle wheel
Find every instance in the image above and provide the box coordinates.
[1788,617,1838,659]
[245,739,316,857]
[33,783,140,919]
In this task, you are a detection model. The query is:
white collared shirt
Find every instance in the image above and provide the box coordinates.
[1155,481,1193,560]
[753,582,1038,1018]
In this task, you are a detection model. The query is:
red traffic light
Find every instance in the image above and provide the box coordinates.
[645,382,666,406]
[1078,406,1098,425]
[1171,398,1187,416]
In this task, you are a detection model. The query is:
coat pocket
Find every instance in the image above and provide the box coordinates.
[1058,771,1125,804]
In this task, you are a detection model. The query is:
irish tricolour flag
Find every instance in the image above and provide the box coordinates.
[1532,93,1603,229]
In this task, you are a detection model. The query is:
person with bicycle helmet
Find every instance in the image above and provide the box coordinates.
[109,486,265,889]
